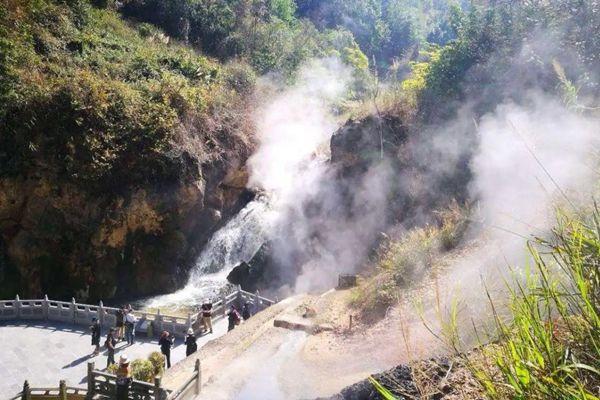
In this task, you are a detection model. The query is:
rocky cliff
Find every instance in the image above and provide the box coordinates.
[0,0,256,301]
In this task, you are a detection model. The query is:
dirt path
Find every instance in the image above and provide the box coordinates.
[162,287,444,400]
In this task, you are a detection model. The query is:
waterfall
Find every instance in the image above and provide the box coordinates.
[146,196,273,310]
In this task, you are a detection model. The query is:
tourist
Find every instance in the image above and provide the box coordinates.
[200,298,213,334]
[242,302,252,321]
[115,354,132,400]
[115,306,125,341]
[159,331,174,368]
[125,311,137,345]
[105,328,117,368]
[227,305,241,332]
[185,328,198,356]
[90,317,101,356]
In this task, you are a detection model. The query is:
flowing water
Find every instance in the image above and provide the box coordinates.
[145,197,274,310]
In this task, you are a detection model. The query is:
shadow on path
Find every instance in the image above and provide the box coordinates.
[63,353,93,369]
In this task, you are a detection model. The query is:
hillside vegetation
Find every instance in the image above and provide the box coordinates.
[0,0,260,299]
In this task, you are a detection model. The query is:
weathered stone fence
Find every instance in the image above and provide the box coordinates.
[10,359,201,400]
[0,286,275,338]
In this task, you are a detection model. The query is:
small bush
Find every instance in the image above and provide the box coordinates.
[106,363,119,374]
[131,359,154,383]
[148,351,165,377]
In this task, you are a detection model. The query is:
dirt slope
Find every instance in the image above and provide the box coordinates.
[163,288,443,399]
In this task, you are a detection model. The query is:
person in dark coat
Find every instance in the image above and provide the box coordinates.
[159,331,174,368]
[105,328,117,368]
[90,318,101,356]
[184,328,197,357]
[242,302,252,321]
[227,305,240,332]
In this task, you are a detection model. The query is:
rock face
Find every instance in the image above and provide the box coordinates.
[0,156,253,301]
[323,358,473,400]
[226,241,289,292]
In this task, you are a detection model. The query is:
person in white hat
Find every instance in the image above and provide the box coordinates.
[116,354,132,400]
[200,298,213,334]
[185,327,198,356]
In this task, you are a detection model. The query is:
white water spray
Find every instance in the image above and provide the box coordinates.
[146,198,274,309]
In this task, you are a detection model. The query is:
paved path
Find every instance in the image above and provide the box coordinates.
[0,318,228,398]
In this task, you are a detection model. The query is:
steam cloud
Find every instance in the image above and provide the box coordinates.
[438,94,599,328]
[249,52,599,300]
[249,57,393,294]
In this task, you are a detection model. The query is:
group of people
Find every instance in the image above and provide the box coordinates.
[89,298,257,374]
[199,298,254,333]
[88,304,138,367]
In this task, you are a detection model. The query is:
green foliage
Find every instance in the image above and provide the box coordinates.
[411,1,600,120]
[131,359,155,383]
[467,207,600,399]
[148,351,165,377]
[269,0,296,24]
[0,0,252,191]
[106,363,119,374]
[369,377,398,399]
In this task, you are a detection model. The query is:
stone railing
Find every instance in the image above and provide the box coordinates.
[9,380,87,400]
[10,359,202,400]
[87,359,201,400]
[0,287,275,338]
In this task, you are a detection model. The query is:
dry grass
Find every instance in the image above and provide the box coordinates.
[350,201,470,321]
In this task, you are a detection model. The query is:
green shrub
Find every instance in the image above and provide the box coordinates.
[148,351,165,377]
[106,363,119,374]
[131,359,154,383]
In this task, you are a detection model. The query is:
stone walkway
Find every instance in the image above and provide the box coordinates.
[0,318,228,398]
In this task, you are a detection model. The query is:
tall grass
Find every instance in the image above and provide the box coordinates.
[370,207,600,399]
[469,207,600,399]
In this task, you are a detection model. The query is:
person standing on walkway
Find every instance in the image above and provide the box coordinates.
[124,311,137,345]
[185,328,197,357]
[159,331,174,368]
[115,354,132,400]
[201,299,213,334]
[242,302,252,321]
[90,318,101,356]
[105,328,117,368]
[115,307,125,341]
[227,305,240,332]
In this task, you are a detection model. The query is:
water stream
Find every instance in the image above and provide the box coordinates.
[145,197,274,310]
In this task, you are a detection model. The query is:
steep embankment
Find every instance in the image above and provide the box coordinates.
[0,1,255,300]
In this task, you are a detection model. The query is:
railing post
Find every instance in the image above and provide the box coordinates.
[59,379,67,400]
[156,309,163,335]
[154,376,163,400]
[21,380,31,400]
[254,290,260,312]
[194,358,201,394]
[71,297,76,324]
[43,294,49,320]
[15,294,21,319]
[222,293,227,316]
[98,300,105,327]
[87,361,95,399]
